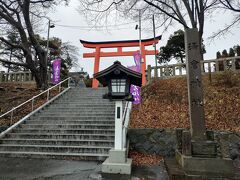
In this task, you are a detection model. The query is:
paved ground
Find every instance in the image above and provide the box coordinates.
[0,157,168,180]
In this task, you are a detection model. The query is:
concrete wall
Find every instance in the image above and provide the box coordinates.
[128,128,240,160]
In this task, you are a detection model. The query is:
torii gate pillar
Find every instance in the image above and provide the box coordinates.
[80,36,161,88]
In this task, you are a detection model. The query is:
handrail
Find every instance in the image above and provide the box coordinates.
[122,101,132,149]
[122,101,129,126]
[0,77,71,125]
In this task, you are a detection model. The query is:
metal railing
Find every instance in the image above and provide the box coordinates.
[147,56,240,81]
[0,77,71,126]
[122,101,132,149]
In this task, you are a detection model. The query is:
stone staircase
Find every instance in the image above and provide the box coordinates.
[0,87,115,161]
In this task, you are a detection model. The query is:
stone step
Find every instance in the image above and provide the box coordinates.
[66,93,107,96]
[0,87,116,160]
[0,144,112,154]
[56,100,109,103]
[57,96,108,99]
[26,120,115,125]
[68,89,107,92]
[31,116,114,120]
[0,139,114,146]
[6,133,114,140]
[34,113,115,118]
[20,124,115,129]
[13,128,114,134]
[36,112,115,116]
[55,101,111,104]
[60,96,105,99]
[42,107,115,111]
[46,104,114,108]
[0,151,108,161]
[51,102,114,108]
[64,95,106,98]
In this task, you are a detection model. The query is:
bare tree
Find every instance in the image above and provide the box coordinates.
[209,0,240,39]
[79,0,219,58]
[0,0,68,89]
[219,0,240,12]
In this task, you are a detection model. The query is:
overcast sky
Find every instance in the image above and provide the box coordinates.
[46,0,240,77]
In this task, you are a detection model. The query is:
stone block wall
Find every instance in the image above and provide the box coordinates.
[128,128,177,157]
[128,128,240,160]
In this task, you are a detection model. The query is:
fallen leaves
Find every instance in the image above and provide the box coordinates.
[130,75,240,132]
[129,151,163,166]
[0,83,61,126]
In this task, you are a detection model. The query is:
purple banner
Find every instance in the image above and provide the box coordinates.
[133,52,141,73]
[52,59,61,84]
[127,65,138,72]
[130,85,141,104]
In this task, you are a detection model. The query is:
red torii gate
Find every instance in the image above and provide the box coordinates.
[80,35,161,88]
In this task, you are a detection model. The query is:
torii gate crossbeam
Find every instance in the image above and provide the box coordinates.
[80,36,161,88]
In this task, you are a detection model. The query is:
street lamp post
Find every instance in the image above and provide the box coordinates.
[46,19,55,82]
[135,9,143,78]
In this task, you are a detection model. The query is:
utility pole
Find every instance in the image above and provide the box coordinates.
[46,19,55,82]
[152,14,158,77]
[139,9,142,60]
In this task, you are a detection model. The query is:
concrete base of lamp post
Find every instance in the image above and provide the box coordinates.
[102,148,132,175]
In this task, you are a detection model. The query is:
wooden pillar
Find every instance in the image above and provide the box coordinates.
[141,45,146,85]
[92,47,100,88]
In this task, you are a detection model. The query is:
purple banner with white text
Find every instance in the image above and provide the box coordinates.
[52,59,61,84]
[127,52,141,104]
[130,85,141,104]
[133,52,141,73]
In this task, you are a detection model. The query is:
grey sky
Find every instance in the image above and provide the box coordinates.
[47,0,239,77]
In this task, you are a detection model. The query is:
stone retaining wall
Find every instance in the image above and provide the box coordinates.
[128,128,177,156]
[128,128,240,160]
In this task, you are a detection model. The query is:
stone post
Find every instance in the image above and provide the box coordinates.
[13,73,17,82]
[147,65,152,82]
[215,61,219,72]
[231,58,236,71]
[115,101,123,150]
[160,67,163,77]
[0,71,4,83]
[23,73,27,82]
[185,28,206,141]
[223,60,227,70]
[172,66,176,76]
[179,66,182,75]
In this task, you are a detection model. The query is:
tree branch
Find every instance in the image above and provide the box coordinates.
[219,0,240,12]
[0,37,26,50]
[143,0,189,28]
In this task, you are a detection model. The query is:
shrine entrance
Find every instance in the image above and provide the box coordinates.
[80,36,161,88]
